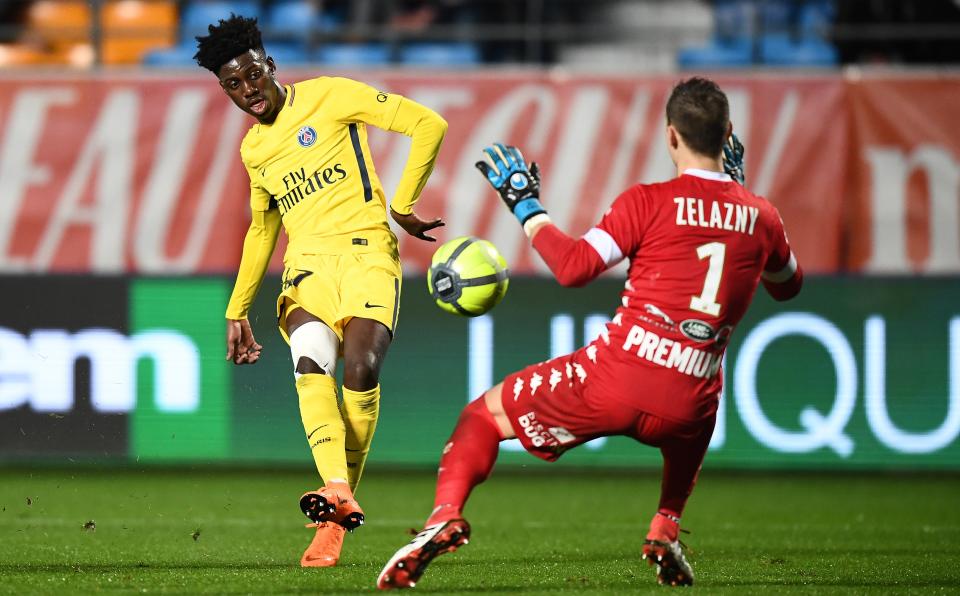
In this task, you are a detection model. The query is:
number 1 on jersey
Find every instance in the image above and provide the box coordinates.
[690,242,725,316]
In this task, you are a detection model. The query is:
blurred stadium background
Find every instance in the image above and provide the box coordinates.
[1,0,959,593]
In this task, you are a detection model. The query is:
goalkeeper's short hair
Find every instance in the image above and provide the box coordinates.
[665,77,730,159]
[194,13,265,74]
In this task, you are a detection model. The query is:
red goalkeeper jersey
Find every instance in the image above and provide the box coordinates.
[531,168,802,423]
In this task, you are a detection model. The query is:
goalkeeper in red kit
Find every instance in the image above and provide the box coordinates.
[378,77,803,590]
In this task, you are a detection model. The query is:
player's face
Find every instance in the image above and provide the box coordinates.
[218,50,283,124]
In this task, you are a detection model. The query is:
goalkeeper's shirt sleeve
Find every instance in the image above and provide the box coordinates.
[530,186,646,287]
[761,210,803,301]
[531,223,608,287]
[225,205,282,319]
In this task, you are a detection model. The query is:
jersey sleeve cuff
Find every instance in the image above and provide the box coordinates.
[523,213,552,237]
[762,251,798,283]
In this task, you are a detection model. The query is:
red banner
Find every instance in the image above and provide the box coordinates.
[0,72,956,274]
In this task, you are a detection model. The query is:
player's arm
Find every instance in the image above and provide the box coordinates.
[382,93,447,225]
[334,77,448,241]
[225,184,282,364]
[476,144,638,288]
[761,212,803,301]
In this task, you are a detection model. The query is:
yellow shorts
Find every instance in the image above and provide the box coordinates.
[276,251,402,344]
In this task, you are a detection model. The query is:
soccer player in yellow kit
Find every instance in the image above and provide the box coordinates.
[194,15,447,567]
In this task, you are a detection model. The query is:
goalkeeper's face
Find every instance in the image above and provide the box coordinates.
[218,49,284,124]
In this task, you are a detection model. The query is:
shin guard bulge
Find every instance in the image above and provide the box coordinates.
[340,384,380,491]
[297,373,348,484]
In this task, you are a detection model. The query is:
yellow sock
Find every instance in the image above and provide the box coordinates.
[297,373,348,484]
[340,384,380,491]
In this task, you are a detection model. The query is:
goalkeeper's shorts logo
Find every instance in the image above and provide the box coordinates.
[297,126,317,147]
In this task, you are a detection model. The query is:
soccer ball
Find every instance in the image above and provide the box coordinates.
[427,236,509,316]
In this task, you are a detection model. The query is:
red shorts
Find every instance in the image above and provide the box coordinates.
[501,343,714,462]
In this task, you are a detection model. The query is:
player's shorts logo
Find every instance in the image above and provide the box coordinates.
[548,426,577,444]
[297,126,317,147]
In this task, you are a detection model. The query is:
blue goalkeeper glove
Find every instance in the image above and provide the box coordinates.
[475,143,546,225]
[723,133,745,185]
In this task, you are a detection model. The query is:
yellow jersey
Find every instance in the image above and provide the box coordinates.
[225,76,447,319]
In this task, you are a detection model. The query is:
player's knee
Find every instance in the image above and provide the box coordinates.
[295,356,326,375]
[480,385,514,440]
[342,353,381,391]
[289,321,339,378]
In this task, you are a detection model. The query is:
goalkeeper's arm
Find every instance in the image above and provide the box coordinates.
[530,224,609,287]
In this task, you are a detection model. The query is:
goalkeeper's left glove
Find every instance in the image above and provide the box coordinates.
[475,143,546,225]
[723,133,745,185]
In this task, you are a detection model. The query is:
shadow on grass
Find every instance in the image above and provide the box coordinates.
[701,546,960,557]
[0,562,295,572]
[711,579,958,588]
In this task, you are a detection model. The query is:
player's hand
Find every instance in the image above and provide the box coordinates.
[226,318,262,365]
[391,209,445,242]
[723,133,745,185]
[475,143,546,225]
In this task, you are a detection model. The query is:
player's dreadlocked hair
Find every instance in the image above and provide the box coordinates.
[194,13,265,74]
[665,77,730,158]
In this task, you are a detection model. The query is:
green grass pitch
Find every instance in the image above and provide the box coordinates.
[1,467,958,594]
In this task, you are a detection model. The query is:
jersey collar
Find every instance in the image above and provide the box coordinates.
[683,168,733,182]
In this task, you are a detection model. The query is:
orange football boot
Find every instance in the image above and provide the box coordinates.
[299,484,365,531]
[301,521,346,567]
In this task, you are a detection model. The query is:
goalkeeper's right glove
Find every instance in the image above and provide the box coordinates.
[475,143,546,225]
[722,133,745,185]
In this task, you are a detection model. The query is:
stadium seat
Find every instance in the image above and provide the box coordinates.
[142,42,198,67]
[677,0,755,69]
[181,1,263,41]
[800,0,835,37]
[399,43,480,67]
[677,39,754,69]
[143,39,312,69]
[712,0,756,44]
[13,1,99,66]
[759,33,837,66]
[315,43,391,66]
[760,1,791,31]
[102,0,177,65]
[263,41,312,66]
[0,43,54,67]
[26,0,91,46]
[264,0,341,42]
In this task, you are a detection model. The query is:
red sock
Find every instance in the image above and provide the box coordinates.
[426,397,504,526]
[657,437,703,522]
[653,416,715,538]
[647,511,680,542]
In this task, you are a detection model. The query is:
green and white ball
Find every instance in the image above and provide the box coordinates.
[427,236,509,316]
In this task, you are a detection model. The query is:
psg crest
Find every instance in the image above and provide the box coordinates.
[297,126,317,147]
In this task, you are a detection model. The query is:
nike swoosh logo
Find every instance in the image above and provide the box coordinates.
[306,425,328,440]
[364,302,386,309]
